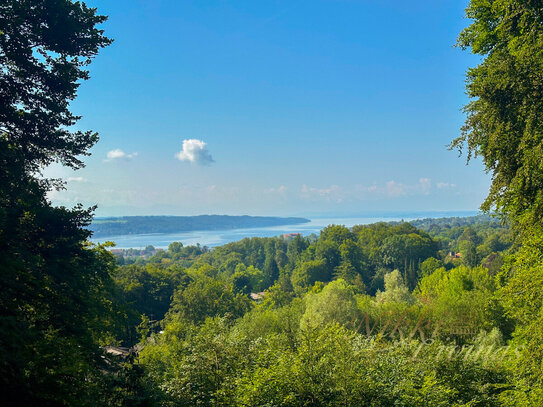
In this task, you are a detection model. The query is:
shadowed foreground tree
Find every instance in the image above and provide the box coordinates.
[454,1,543,404]
[452,0,543,225]
[0,1,117,405]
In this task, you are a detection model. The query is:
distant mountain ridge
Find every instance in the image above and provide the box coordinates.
[89,215,310,238]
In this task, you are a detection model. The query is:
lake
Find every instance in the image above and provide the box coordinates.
[89,214,457,249]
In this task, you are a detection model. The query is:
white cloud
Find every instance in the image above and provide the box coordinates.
[386,180,406,197]
[436,182,456,189]
[67,176,86,182]
[301,184,340,197]
[355,184,378,194]
[175,139,214,165]
[419,178,431,194]
[106,149,138,161]
[301,184,343,202]
[264,185,287,195]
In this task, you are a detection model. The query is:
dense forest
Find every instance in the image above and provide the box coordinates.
[90,216,310,238]
[102,215,514,405]
[2,0,543,406]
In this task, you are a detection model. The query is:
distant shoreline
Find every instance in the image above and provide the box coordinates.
[89,213,490,250]
[89,215,310,238]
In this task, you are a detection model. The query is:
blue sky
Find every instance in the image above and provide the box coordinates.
[47,0,489,217]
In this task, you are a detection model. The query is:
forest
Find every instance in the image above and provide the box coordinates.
[99,215,514,405]
[1,0,543,406]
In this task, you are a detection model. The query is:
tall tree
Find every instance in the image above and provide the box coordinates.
[452,0,543,225]
[0,1,114,405]
[454,1,543,403]
[0,0,112,171]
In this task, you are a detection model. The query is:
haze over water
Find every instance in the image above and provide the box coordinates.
[90,212,475,249]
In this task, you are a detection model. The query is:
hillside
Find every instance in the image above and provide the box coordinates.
[89,215,310,237]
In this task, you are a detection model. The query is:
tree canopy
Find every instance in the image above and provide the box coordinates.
[453,1,543,403]
[452,0,543,224]
[0,1,115,405]
[0,0,112,171]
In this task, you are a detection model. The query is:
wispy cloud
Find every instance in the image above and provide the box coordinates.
[67,176,86,182]
[418,178,431,194]
[264,185,287,195]
[298,178,452,204]
[386,180,406,197]
[301,184,343,202]
[436,182,456,189]
[106,149,138,161]
[175,139,214,165]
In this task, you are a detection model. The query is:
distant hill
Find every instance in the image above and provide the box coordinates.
[406,214,505,230]
[89,215,310,238]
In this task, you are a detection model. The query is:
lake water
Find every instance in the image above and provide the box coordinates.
[89,215,446,249]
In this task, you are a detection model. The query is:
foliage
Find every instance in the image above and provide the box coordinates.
[291,258,330,292]
[453,1,543,402]
[0,0,112,172]
[420,257,443,277]
[301,279,360,330]
[497,226,543,401]
[0,0,121,405]
[107,215,517,404]
[167,275,251,325]
[140,318,511,406]
[416,266,504,343]
[1,0,536,403]
[452,1,543,223]
[231,264,264,294]
[376,270,413,305]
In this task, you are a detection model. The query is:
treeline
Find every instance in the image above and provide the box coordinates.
[112,216,511,329]
[90,215,309,237]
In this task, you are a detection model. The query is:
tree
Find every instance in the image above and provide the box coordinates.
[168,277,251,325]
[231,264,263,294]
[262,256,279,289]
[375,270,412,304]
[0,0,112,172]
[336,239,367,287]
[314,239,341,272]
[168,241,184,254]
[0,1,114,404]
[114,264,191,342]
[499,228,543,402]
[301,279,360,330]
[420,257,443,277]
[452,0,543,224]
[462,241,479,267]
[319,224,354,245]
[454,1,543,401]
[380,232,437,287]
[458,226,482,246]
[287,234,308,266]
[291,259,331,292]
[416,265,499,342]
